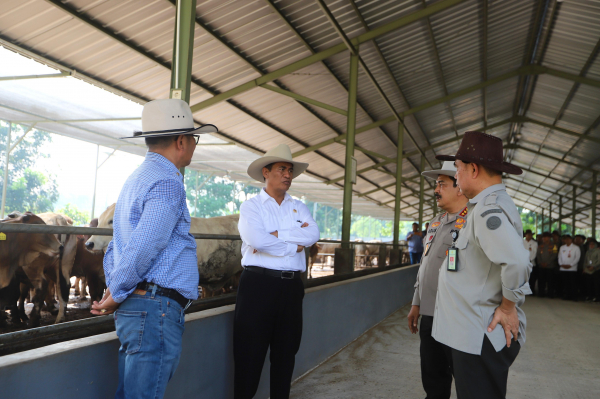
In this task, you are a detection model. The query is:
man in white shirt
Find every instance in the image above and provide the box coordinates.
[523,229,538,295]
[235,144,320,399]
[557,234,580,300]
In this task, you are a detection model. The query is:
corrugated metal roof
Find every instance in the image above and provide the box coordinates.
[0,0,599,228]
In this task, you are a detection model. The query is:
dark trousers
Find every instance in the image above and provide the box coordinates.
[233,269,304,399]
[529,266,538,295]
[537,268,552,297]
[584,271,600,298]
[444,336,520,399]
[419,316,452,399]
[410,252,423,265]
[558,271,577,299]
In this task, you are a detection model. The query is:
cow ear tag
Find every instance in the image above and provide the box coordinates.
[0,232,6,240]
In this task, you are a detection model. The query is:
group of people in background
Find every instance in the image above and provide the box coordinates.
[525,229,600,302]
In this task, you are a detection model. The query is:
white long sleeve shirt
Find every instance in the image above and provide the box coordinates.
[558,244,580,272]
[523,238,538,267]
[238,188,320,271]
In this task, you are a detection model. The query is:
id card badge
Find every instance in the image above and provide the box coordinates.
[447,247,457,271]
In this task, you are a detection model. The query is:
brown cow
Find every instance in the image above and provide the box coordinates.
[72,235,105,302]
[72,218,105,301]
[307,243,321,278]
[0,213,63,327]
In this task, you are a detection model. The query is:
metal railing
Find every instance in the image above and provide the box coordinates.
[0,222,412,355]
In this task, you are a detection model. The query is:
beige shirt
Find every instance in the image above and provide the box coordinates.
[432,184,532,355]
[412,208,468,316]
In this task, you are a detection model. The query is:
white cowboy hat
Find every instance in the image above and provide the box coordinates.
[421,161,457,180]
[247,144,309,183]
[121,99,217,139]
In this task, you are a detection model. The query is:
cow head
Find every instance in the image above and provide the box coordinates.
[86,204,115,253]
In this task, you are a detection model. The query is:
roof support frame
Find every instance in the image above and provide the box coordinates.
[315,0,436,170]
[346,0,439,162]
[190,0,469,112]
[419,0,459,137]
[42,0,399,199]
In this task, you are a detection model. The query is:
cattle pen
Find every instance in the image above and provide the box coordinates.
[0,223,408,356]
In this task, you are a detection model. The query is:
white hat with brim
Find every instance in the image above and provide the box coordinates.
[120,98,218,139]
[421,161,457,180]
[247,144,309,183]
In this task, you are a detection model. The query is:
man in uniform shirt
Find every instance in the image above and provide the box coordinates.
[524,230,538,295]
[235,144,320,399]
[536,232,558,297]
[557,234,580,300]
[583,239,600,301]
[433,131,532,399]
[407,161,468,399]
[91,99,218,398]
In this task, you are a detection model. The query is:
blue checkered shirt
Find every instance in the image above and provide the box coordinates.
[104,152,199,303]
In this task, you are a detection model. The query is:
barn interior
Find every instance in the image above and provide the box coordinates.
[0,1,599,398]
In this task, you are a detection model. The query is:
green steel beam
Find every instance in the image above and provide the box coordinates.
[419,155,425,230]
[503,144,596,172]
[0,71,70,81]
[394,123,404,249]
[189,0,467,113]
[259,84,347,116]
[573,186,577,234]
[530,65,600,88]
[593,172,597,238]
[518,117,600,145]
[170,0,197,104]
[341,53,359,249]
[558,196,563,233]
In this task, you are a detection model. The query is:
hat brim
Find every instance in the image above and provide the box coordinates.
[435,154,523,175]
[421,169,456,180]
[120,124,218,139]
[247,156,309,183]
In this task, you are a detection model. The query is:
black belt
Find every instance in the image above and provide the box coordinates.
[136,282,190,308]
[244,266,302,280]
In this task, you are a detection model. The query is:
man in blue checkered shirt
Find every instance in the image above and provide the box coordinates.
[91,99,218,399]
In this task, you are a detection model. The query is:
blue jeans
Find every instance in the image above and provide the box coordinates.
[410,251,423,265]
[114,289,186,399]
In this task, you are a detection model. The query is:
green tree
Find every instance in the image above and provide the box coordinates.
[0,122,58,214]
[56,203,91,226]
[184,171,260,217]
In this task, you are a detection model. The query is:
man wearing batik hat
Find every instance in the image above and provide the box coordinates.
[235,144,320,399]
[408,161,468,399]
[432,132,532,399]
[91,99,218,399]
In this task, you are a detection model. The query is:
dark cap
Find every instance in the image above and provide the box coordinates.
[436,131,522,175]
[525,229,533,235]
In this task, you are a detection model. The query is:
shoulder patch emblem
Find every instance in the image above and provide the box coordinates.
[459,207,468,217]
[431,222,441,228]
[481,209,503,217]
[454,217,466,229]
[486,216,502,230]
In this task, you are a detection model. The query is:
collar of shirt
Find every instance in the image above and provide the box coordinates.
[259,187,293,204]
[146,151,183,180]
[468,183,506,205]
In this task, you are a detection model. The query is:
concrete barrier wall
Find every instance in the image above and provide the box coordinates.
[0,265,418,399]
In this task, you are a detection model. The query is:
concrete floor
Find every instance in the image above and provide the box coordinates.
[290,297,600,399]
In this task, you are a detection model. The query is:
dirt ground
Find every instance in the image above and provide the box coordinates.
[0,289,99,334]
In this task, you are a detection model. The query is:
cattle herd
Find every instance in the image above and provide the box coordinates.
[0,204,392,331]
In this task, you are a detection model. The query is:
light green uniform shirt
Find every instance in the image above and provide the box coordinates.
[432,184,532,355]
[583,247,600,274]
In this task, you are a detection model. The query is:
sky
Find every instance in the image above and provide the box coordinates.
[0,47,145,219]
